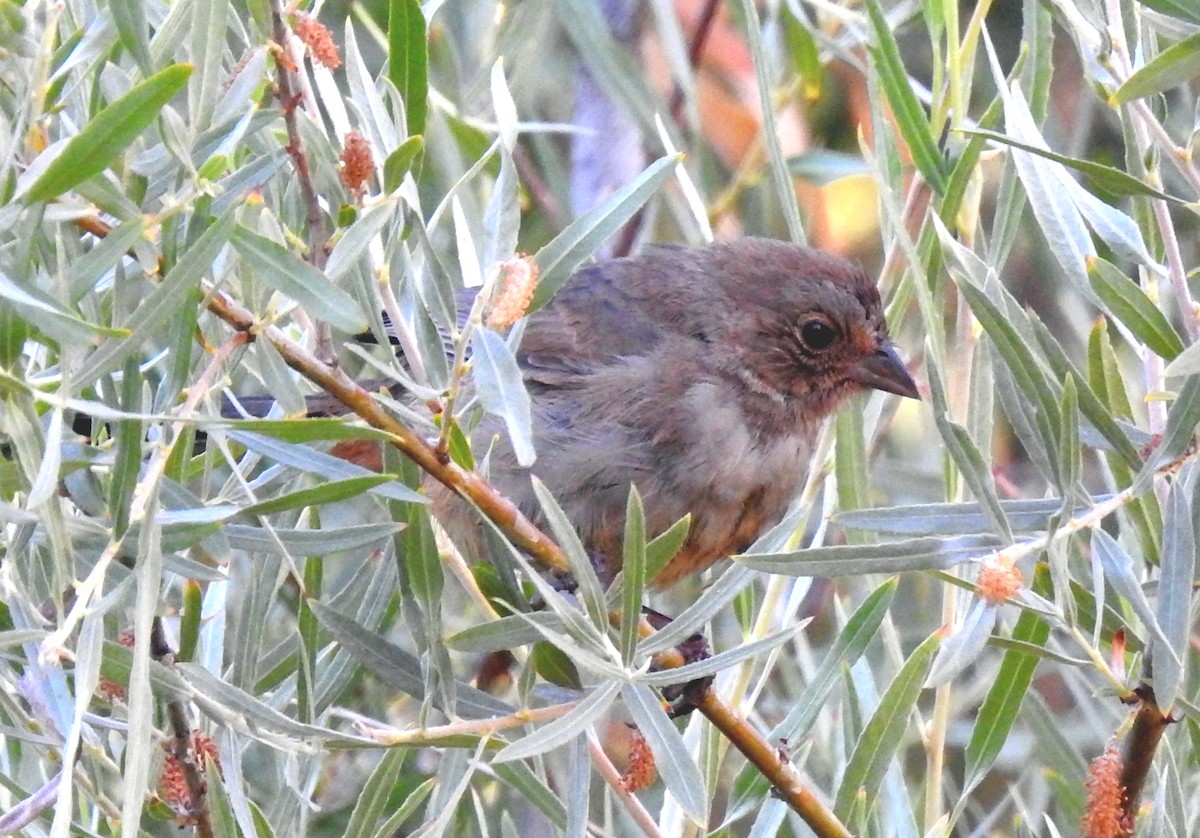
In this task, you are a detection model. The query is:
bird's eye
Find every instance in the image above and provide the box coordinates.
[799,318,837,352]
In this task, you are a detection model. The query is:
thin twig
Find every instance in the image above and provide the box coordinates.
[152,618,214,838]
[586,729,665,837]
[269,0,335,364]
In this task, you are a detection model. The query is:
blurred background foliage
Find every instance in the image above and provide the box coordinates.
[1,0,1199,836]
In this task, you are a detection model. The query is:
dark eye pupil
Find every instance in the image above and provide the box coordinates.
[801,320,835,350]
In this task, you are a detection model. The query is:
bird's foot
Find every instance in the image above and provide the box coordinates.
[652,624,714,719]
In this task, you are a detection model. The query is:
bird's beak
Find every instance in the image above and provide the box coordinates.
[853,342,920,399]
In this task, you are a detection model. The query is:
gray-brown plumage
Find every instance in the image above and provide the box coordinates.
[224,238,917,587]
[436,238,919,587]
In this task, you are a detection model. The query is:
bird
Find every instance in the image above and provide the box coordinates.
[225,238,919,588]
[430,237,919,588]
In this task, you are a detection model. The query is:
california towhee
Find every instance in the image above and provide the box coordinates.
[230,238,918,587]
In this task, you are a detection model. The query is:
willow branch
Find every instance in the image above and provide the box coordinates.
[696,690,852,838]
[203,284,571,576]
[1118,684,1172,831]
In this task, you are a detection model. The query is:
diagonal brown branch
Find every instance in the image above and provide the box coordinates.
[202,283,853,838]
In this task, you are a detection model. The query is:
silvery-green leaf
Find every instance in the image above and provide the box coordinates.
[618,487,647,665]
[445,612,565,654]
[1154,476,1195,712]
[738,535,1004,577]
[228,431,424,503]
[926,600,998,688]
[1164,341,1200,378]
[532,153,678,310]
[834,497,1087,536]
[1135,376,1200,491]
[638,564,756,655]
[308,601,513,721]
[222,523,402,557]
[74,208,237,385]
[834,630,941,820]
[530,477,606,628]
[771,579,896,744]
[493,680,618,763]
[1091,529,1179,668]
[325,205,394,284]
[622,682,708,822]
[639,624,800,686]
[231,225,368,334]
[490,60,518,153]
[986,44,1094,296]
[1112,30,1200,104]
[471,328,535,466]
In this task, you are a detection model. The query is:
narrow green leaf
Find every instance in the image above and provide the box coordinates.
[928,360,1013,543]
[1089,315,1134,421]
[643,514,690,585]
[25,63,193,203]
[834,629,941,819]
[639,624,799,686]
[1112,31,1200,104]
[959,128,1187,204]
[781,4,824,100]
[965,564,1052,781]
[188,0,228,127]
[383,135,424,192]
[108,356,143,538]
[958,281,1060,460]
[1029,317,1144,469]
[241,475,393,516]
[492,762,568,829]
[1088,257,1184,360]
[1139,0,1200,24]
[109,0,153,74]
[1058,375,1081,494]
[925,600,997,688]
[835,404,870,543]
[0,269,124,343]
[178,663,372,744]
[388,0,428,136]
[344,749,407,838]
[531,153,678,310]
[771,579,897,742]
[529,477,607,631]
[532,642,583,690]
[215,417,396,444]
[66,216,148,302]
[445,612,564,654]
[72,209,236,386]
[222,522,402,556]
[231,226,368,334]
[864,0,947,193]
[1092,529,1177,664]
[619,487,647,665]
[204,753,240,837]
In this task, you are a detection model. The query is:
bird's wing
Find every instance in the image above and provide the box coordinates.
[516,262,667,389]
